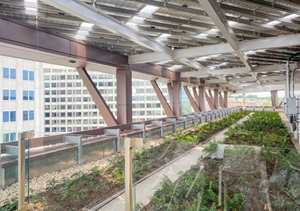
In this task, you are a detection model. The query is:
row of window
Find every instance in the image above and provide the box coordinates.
[45,119,99,125]
[2,90,34,101]
[3,110,35,122]
[3,68,34,81]
[45,126,98,133]
[44,74,113,81]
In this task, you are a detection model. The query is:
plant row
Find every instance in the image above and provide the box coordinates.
[224,111,292,148]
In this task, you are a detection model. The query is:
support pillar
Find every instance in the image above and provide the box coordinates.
[167,81,182,116]
[151,80,174,117]
[242,93,246,109]
[183,86,200,112]
[214,89,219,109]
[117,68,132,124]
[224,91,228,108]
[205,91,215,110]
[198,86,206,111]
[271,90,278,108]
[219,93,225,109]
[77,68,118,126]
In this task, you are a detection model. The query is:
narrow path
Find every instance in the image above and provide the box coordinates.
[96,115,250,211]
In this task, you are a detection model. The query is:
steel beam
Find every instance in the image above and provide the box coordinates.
[77,68,118,126]
[42,0,211,75]
[183,86,201,112]
[193,87,200,109]
[205,91,215,110]
[129,34,300,64]
[229,76,257,83]
[235,84,285,93]
[198,0,258,84]
[117,68,132,124]
[181,64,286,78]
[0,18,127,67]
[41,0,173,56]
[151,80,174,117]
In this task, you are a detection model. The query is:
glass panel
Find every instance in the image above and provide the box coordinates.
[10,90,16,100]
[3,111,9,122]
[29,71,34,81]
[23,90,28,100]
[3,67,9,78]
[10,111,16,122]
[23,111,29,121]
[3,89,9,100]
[10,68,16,79]
[23,70,29,80]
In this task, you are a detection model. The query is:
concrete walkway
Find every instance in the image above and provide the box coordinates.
[97,115,250,211]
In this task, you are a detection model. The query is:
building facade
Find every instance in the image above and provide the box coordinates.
[43,65,169,136]
[0,56,44,142]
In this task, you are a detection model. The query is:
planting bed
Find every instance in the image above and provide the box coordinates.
[0,111,249,211]
[141,111,300,211]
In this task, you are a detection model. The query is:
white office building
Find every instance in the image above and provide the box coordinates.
[0,56,171,141]
[0,56,45,142]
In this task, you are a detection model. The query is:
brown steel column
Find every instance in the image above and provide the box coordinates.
[183,86,200,112]
[219,93,225,109]
[205,91,215,110]
[271,90,278,107]
[214,89,219,109]
[117,68,132,124]
[151,80,174,117]
[198,86,206,111]
[224,91,228,108]
[77,68,118,126]
[167,81,182,116]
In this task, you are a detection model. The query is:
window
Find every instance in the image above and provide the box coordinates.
[23,110,34,121]
[23,70,34,81]
[3,68,16,79]
[23,90,34,101]
[3,133,9,142]
[2,132,17,142]
[3,111,16,122]
[45,128,50,132]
